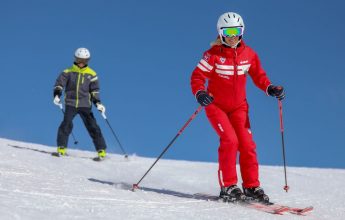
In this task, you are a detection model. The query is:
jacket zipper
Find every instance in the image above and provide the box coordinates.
[76,71,81,108]
[233,48,238,102]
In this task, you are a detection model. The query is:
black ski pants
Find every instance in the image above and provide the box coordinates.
[57,106,107,151]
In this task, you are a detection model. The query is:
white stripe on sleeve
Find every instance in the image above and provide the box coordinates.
[90,76,98,82]
[200,59,213,71]
[197,63,210,72]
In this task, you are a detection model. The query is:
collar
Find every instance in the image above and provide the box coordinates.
[218,40,246,56]
[73,62,88,69]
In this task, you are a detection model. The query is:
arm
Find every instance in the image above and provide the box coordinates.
[89,75,106,113]
[89,75,101,105]
[248,53,271,94]
[191,51,214,106]
[249,53,285,100]
[53,71,69,107]
[191,52,214,95]
[53,71,69,98]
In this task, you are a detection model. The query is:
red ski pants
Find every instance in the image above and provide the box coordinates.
[205,102,260,188]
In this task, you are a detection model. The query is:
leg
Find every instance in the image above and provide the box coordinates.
[205,104,239,187]
[229,103,260,188]
[78,108,107,151]
[57,106,77,147]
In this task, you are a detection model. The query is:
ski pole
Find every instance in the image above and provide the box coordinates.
[59,104,78,145]
[132,106,203,191]
[278,100,289,192]
[100,112,128,158]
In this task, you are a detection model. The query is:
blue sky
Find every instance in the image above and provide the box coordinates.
[1,0,344,168]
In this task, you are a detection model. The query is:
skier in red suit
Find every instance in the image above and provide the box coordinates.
[190,12,285,202]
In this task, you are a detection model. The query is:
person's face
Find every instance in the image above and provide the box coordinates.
[77,62,86,68]
[75,57,88,68]
[224,36,240,48]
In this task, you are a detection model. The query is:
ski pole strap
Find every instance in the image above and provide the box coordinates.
[278,100,284,132]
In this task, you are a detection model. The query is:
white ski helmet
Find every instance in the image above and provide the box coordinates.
[217,12,245,47]
[74,48,91,59]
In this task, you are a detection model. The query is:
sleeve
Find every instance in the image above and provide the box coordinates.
[53,71,68,97]
[89,74,101,105]
[248,52,272,94]
[190,51,215,96]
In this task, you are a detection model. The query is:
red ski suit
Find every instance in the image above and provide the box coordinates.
[191,41,271,188]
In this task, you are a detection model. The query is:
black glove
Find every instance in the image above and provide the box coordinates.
[196,90,214,106]
[53,88,62,98]
[267,85,285,100]
[92,98,101,106]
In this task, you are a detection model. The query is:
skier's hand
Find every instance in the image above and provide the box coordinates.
[53,95,62,107]
[96,103,106,114]
[267,85,285,100]
[196,90,214,106]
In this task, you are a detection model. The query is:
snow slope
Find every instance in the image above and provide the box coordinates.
[0,138,344,220]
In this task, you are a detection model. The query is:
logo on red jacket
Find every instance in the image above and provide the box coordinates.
[203,53,210,62]
[220,57,226,64]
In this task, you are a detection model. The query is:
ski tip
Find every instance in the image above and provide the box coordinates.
[93,157,105,162]
[293,206,314,215]
[131,184,139,191]
[51,152,69,157]
[303,206,314,213]
[51,152,60,157]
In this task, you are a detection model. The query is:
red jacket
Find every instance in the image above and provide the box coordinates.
[191,41,271,110]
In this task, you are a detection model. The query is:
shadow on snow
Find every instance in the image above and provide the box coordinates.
[87,178,216,201]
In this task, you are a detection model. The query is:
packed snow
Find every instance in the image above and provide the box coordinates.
[0,138,344,220]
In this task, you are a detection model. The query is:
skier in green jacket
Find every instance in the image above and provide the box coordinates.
[53,48,107,159]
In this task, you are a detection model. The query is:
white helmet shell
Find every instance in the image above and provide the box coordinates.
[74,48,91,59]
[217,12,245,35]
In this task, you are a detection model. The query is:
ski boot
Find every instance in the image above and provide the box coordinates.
[51,146,66,157]
[94,149,106,161]
[219,185,246,202]
[57,146,66,156]
[243,186,269,204]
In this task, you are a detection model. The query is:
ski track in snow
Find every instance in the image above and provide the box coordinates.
[0,138,344,220]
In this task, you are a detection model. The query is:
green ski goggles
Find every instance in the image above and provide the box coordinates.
[220,27,244,37]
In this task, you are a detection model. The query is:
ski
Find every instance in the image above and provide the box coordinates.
[193,193,287,215]
[51,152,99,161]
[51,152,75,158]
[242,201,289,215]
[193,193,313,215]
[51,152,63,157]
[92,156,106,162]
[288,206,314,215]
[247,201,313,215]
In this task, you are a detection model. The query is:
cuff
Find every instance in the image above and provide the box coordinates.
[265,84,273,96]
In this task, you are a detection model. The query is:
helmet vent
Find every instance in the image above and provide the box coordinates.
[223,18,228,23]
[237,18,240,22]
[228,13,231,18]
[233,14,236,18]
